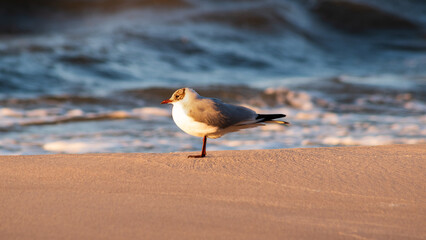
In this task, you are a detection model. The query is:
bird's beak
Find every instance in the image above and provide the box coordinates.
[161,99,172,104]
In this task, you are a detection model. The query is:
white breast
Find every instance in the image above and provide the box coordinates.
[172,102,219,138]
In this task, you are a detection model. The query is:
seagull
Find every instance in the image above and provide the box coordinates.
[161,88,289,158]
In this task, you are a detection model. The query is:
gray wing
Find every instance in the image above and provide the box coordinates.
[183,97,256,129]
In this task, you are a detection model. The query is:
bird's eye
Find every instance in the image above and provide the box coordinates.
[175,95,180,99]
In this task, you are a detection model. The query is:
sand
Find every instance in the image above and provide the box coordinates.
[0,144,425,240]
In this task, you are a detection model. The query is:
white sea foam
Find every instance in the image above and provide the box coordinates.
[294,112,320,120]
[26,108,59,117]
[1,91,425,155]
[66,109,84,117]
[321,136,393,146]
[107,111,131,118]
[0,108,23,117]
[264,87,314,110]
[0,107,141,128]
[321,113,339,124]
[43,141,115,154]
[132,107,170,118]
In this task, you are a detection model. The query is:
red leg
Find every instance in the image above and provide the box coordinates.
[188,136,207,158]
[201,135,207,156]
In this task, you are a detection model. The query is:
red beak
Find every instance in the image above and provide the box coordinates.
[161,99,172,104]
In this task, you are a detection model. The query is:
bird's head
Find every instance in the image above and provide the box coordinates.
[161,88,198,105]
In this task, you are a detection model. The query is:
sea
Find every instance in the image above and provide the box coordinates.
[0,0,425,154]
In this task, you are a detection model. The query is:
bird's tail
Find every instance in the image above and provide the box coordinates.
[256,114,290,125]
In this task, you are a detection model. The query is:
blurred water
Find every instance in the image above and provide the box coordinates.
[0,0,425,154]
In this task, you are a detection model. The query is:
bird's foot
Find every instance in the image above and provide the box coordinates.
[187,154,206,158]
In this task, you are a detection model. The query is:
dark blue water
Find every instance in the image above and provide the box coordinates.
[1,0,425,154]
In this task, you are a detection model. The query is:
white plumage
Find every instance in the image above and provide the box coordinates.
[172,101,219,138]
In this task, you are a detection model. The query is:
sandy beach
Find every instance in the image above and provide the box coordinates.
[1,144,425,240]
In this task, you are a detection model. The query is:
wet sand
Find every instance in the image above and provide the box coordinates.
[1,144,425,239]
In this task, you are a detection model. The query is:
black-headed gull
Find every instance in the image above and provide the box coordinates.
[161,88,289,158]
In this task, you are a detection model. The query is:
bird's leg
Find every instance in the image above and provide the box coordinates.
[201,135,207,156]
[188,136,207,158]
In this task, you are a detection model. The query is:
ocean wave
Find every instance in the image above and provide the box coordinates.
[130,83,426,115]
[1,0,425,99]
[193,5,295,33]
[0,106,170,129]
[123,85,317,110]
[1,95,425,154]
[312,0,420,33]
[3,80,424,118]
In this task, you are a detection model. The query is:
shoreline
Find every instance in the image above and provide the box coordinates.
[1,144,425,239]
